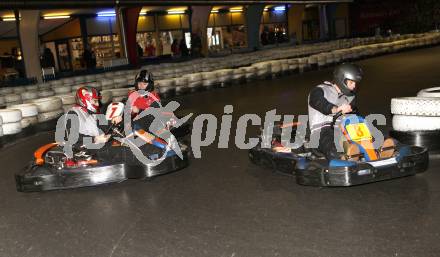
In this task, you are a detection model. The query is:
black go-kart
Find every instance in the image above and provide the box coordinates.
[15,102,191,192]
[249,113,429,187]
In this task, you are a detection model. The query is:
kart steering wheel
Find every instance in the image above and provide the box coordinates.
[331,111,343,127]
[105,122,125,138]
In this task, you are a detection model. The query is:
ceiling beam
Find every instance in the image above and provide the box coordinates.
[0,0,352,9]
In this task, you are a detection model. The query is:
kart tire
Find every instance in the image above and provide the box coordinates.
[391,97,440,116]
[390,130,440,153]
[417,87,440,97]
[21,116,38,128]
[38,83,51,90]
[100,90,113,104]
[110,88,129,97]
[63,105,74,113]
[20,91,38,101]
[0,109,22,123]
[8,104,38,118]
[4,94,21,103]
[12,86,26,94]
[31,97,63,113]
[0,87,14,95]
[112,96,126,102]
[38,109,63,123]
[2,122,22,135]
[38,90,55,98]
[59,95,76,105]
[52,86,72,95]
[0,96,5,106]
[392,115,440,131]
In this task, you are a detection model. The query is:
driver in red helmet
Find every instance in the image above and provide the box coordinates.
[64,86,121,152]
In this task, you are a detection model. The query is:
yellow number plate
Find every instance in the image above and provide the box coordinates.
[345,123,372,141]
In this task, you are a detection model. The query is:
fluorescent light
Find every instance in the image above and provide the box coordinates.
[274,6,286,11]
[97,11,115,17]
[167,10,185,15]
[211,10,219,13]
[230,9,243,13]
[264,8,269,12]
[2,17,16,21]
[43,15,70,20]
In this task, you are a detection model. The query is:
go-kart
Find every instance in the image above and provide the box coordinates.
[249,113,429,187]
[15,102,190,192]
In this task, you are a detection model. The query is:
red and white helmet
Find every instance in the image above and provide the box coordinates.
[75,86,101,113]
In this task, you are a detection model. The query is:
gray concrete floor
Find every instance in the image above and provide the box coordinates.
[1,46,440,257]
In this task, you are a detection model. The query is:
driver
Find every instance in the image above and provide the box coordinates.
[64,86,121,158]
[128,69,161,117]
[127,69,167,144]
[308,63,362,160]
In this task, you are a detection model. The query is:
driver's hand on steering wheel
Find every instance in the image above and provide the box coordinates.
[94,134,110,144]
[111,116,123,125]
[336,104,352,114]
[132,106,140,114]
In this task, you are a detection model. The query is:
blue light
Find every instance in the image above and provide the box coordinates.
[274,6,286,12]
[97,11,115,17]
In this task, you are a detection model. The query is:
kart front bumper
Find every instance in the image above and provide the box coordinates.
[15,149,190,192]
[296,146,429,187]
[249,145,429,187]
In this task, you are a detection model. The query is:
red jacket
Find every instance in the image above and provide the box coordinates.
[128,90,161,111]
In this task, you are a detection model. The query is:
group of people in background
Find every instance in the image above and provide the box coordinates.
[260,26,289,46]
[137,33,202,58]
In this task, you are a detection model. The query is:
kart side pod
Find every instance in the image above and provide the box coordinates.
[295,146,429,187]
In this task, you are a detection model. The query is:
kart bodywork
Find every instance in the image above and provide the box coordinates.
[16,102,191,192]
[249,114,429,187]
[15,142,190,192]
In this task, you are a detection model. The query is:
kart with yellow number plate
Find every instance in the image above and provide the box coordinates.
[249,113,429,186]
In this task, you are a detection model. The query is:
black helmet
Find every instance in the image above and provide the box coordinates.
[333,63,363,96]
[134,69,154,91]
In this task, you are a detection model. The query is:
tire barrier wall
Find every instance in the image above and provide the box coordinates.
[391,86,440,154]
[1,32,440,148]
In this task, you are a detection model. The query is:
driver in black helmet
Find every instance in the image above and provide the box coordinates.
[128,69,160,116]
[307,63,362,160]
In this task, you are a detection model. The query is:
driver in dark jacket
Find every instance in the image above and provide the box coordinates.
[308,63,362,160]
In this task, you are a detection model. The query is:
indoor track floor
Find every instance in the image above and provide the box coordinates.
[1,46,440,257]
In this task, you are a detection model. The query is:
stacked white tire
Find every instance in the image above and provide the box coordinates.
[0,109,22,135]
[201,72,218,89]
[8,104,38,129]
[100,90,113,105]
[59,95,76,113]
[174,77,189,95]
[31,97,63,123]
[156,79,175,98]
[4,94,22,106]
[391,93,440,153]
[185,73,203,92]
[110,88,129,102]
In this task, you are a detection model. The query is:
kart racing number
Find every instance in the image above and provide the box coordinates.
[106,102,125,120]
[345,123,372,141]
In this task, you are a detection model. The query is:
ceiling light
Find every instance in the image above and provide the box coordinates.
[167,10,185,15]
[43,15,70,20]
[230,8,243,13]
[97,11,116,17]
[274,6,286,11]
[2,17,16,21]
